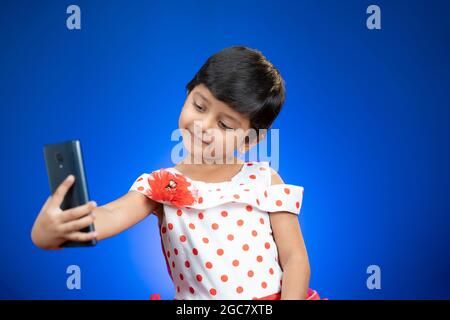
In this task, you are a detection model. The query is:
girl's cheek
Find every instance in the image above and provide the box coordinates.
[179,103,195,123]
[178,116,187,131]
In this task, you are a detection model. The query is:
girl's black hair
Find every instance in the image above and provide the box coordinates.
[186,46,286,134]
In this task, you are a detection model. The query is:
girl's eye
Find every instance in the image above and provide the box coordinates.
[219,121,233,130]
[193,102,205,112]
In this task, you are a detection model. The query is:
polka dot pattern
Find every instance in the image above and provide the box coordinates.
[128,161,305,299]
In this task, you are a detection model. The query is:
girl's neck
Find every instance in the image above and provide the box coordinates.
[175,156,246,183]
[179,154,244,168]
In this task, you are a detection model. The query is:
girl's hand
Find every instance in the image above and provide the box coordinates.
[31,175,97,250]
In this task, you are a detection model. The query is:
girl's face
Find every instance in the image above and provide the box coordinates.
[178,84,255,164]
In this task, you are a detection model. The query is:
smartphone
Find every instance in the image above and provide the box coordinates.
[43,140,97,247]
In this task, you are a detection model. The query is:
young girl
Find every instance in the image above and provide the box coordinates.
[31,46,322,300]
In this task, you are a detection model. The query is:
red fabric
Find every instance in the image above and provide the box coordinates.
[146,169,196,208]
[253,288,323,300]
[150,288,325,300]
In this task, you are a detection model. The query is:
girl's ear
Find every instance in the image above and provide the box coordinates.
[257,129,268,142]
[239,129,266,154]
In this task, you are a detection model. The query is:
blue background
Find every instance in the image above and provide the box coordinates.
[1,0,449,299]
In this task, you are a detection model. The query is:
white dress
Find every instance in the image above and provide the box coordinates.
[129,161,304,300]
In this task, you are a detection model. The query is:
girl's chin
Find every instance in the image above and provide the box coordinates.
[182,142,239,162]
[182,147,220,162]
[183,150,240,165]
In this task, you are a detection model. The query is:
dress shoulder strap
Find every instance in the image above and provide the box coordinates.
[235,161,271,187]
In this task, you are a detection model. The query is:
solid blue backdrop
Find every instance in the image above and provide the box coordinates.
[0,0,449,299]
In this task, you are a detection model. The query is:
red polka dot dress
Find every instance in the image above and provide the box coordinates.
[129,161,306,300]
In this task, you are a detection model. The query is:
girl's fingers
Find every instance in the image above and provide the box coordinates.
[64,231,97,242]
[51,175,76,208]
[59,214,95,234]
[60,201,97,223]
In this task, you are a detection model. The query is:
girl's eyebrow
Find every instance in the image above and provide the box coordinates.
[194,92,210,105]
[221,113,241,126]
[194,91,242,126]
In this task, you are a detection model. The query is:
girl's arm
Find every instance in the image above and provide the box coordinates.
[269,170,310,300]
[92,190,159,241]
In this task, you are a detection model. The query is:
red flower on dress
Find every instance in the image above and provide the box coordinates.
[146,169,197,208]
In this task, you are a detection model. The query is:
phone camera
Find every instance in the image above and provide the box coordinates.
[55,153,64,168]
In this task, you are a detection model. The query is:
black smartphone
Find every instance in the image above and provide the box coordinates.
[43,140,97,247]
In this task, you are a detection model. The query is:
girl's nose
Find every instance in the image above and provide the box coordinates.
[202,129,215,143]
[201,115,215,133]
[195,116,216,137]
